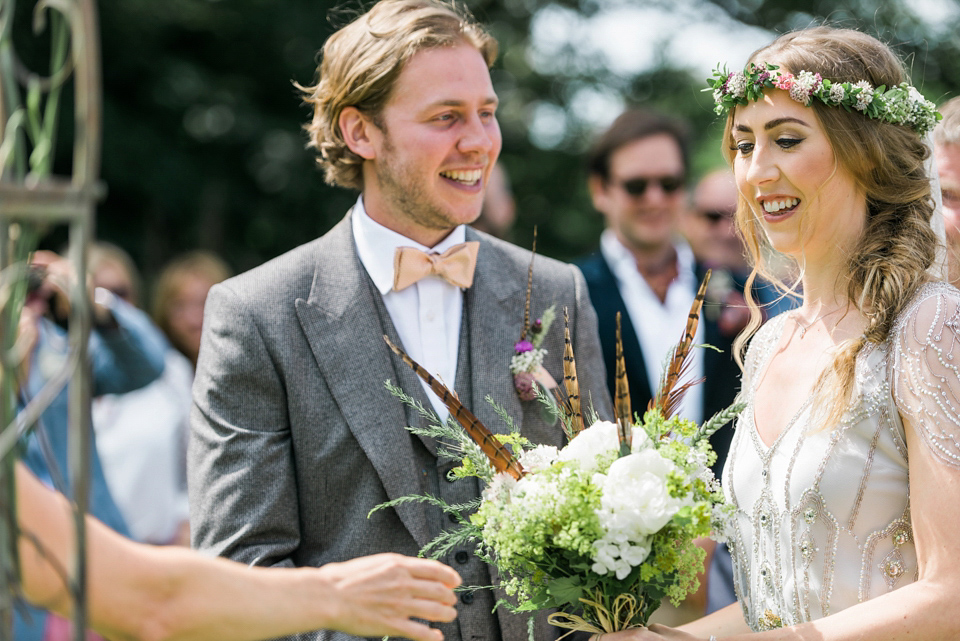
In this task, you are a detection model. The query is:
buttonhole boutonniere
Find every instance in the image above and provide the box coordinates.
[509,229,557,400]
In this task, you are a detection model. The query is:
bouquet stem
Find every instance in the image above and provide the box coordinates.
[547,590,647,636]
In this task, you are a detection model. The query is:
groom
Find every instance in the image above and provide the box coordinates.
[187,1,612,640]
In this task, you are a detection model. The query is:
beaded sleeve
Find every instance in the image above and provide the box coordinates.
[891,283,960,468]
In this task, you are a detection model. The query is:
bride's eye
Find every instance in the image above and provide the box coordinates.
[777,137,804,149]
[732,141,754,155]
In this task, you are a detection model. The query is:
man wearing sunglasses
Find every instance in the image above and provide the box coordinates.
[682,170,743,276]
[578,109,741,478]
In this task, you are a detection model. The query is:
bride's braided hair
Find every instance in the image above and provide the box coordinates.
[725,27,938,427]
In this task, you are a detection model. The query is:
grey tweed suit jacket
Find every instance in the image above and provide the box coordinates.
[189,211,612,641]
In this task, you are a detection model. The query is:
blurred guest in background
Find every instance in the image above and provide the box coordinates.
[471,162,516,240]
[935,96,960,287]
[152,251,231,369]
[683,169,745,271]
[578,109,741,472]
[90,242,194,546]
[16,249,167,641]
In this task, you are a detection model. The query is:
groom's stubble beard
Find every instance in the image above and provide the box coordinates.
[373,128,484,236]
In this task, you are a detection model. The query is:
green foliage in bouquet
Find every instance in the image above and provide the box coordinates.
[374,271,745,636]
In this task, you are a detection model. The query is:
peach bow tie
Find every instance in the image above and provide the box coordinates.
[392,242,480,291]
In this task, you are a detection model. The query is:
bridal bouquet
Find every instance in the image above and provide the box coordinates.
[377,270,742,635]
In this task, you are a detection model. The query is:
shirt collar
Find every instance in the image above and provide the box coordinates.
[600,228,697,287]
[352,196,467,295]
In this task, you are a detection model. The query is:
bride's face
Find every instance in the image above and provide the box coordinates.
[730,89,867,263]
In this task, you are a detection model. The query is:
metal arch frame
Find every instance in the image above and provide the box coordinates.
[0,0,104,639]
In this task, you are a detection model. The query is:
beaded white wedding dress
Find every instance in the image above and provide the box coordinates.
[724,281,960,631]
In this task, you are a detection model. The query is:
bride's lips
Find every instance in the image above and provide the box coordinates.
[758,196,801,223]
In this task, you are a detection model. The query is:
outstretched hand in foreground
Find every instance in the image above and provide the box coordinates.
[17,462,460,641]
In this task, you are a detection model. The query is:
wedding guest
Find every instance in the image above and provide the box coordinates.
[607,26,960,641]
[16,250,167,641]
[152,251,231,369]
[578,110,741,477]
[934,96,960,286]
[14,461,460,641]
[188,2,611,641]
[90,242,194,546]
[683,170,745,272]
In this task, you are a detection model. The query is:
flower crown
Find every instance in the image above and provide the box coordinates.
[707,62,942,136]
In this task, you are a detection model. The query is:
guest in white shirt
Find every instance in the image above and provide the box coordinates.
[90,242,195,545]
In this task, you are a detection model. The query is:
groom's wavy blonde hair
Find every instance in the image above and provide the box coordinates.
[724,26,938,429]
[296,0,497,190]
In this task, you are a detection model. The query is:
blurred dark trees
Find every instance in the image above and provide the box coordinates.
[22,0,960,283]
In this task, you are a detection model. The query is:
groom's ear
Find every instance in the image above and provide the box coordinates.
[339,107,378,160]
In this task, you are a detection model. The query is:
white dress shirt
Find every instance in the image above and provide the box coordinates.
[600,228,704,424]
[352,198,464,420]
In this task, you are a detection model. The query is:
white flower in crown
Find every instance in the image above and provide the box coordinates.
[788,70,822,105]
[828,83,846,103]
[853,80,874,111]
[726,71,747,99]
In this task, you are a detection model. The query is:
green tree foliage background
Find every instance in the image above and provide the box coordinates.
[25,0,960,282]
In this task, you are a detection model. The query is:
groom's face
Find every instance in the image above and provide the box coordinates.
[360,42,502,247]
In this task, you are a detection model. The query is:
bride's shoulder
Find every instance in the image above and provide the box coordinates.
[892,281,960,338]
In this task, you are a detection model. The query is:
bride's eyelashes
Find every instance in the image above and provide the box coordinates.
[730,137,806,157]
[777,137,804,149]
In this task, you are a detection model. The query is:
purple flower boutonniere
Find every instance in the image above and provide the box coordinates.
[510,307,556,401]
[509,228,558,401]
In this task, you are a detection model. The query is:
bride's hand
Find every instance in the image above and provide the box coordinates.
[593,625,708,640]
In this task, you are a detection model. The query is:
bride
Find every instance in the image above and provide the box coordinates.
[607,26,960,640]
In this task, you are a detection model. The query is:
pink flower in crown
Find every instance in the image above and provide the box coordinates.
[773,73,794,91]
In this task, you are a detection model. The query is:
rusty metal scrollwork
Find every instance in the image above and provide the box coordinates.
[0,0,103,639]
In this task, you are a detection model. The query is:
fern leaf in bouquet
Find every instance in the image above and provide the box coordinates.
[383,335,525,480]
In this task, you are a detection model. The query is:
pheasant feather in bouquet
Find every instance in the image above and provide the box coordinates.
[376,261,744,636]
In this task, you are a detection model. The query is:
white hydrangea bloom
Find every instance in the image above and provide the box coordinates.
[482,472,517,504]
[591,540,652,579]
[518,444,559,473]
[630,426,651,453]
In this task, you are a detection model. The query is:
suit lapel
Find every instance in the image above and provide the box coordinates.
[294,212,432,547]
[464,231,525,437]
